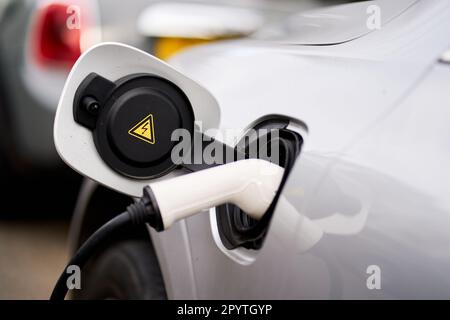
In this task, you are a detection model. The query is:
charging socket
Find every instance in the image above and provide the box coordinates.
[216,117,303,250]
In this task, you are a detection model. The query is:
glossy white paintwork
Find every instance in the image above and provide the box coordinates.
[253,0,418,44]
[149,0,450,299]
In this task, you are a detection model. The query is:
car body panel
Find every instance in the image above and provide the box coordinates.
[253,0,418,45]
[148,0,450,298]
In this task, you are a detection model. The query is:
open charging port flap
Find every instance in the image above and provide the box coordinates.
[216,117,303,250]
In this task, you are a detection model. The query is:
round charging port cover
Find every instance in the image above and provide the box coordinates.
[92,73,194,179]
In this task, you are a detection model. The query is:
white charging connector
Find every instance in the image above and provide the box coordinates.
[148,159,284,230]
[51,158,284,300]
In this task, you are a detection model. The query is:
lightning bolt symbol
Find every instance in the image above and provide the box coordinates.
[141,122,149,134]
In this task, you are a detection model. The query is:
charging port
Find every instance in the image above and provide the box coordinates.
[216,117,303,250]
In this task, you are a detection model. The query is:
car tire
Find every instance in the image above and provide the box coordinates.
[73,239,167,300]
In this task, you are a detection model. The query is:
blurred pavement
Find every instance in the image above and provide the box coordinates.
[0,220,68,299]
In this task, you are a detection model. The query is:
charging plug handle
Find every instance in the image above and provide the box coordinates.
[50,159,283,300]
[126,158,284,231]
[147,159,284,230]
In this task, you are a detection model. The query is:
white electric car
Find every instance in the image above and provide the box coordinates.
[60,0,450,299]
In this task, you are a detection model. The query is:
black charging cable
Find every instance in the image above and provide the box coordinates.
[50,187,162,300]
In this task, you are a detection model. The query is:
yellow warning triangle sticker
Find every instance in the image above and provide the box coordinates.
[128,114,155,144]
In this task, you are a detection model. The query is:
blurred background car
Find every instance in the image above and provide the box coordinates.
[0,0,148,217]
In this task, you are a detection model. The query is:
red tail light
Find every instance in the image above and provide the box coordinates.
[32,3,83,68]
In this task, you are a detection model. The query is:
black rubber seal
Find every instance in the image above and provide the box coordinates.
[142,186,165,232]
